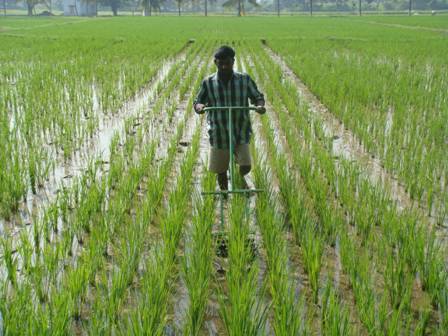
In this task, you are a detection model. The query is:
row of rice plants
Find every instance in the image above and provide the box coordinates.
[251,146,308,335]
[245,51,358,334]
[182,172,216,335]
[267,37,448,220]
[249,41,447,333]
[0,33,186,219]
[1,38,202,271]
[218,193,268,335]
[0,120,156,333]
[121,105,203,334]
[87,45,212,333]
[0,41,209,333]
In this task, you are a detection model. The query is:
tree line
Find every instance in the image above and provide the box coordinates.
[4,0,448,16]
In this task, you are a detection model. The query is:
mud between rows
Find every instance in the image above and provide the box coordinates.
[0,45,198,296]
[262,44,444,229]
[0,47,189,251]
[70,53,208,334]
[246,48,442,333]
[245,52,369,335]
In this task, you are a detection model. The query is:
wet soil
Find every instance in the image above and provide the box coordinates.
[1,52,185,240]
[246,50,442,334]
[263,45,448,249]
[250,103,322,334]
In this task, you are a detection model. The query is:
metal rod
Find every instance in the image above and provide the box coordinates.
[201,189,264,195]
[203,106,257,112]
[229,107,234,193]
[220,194,224,231]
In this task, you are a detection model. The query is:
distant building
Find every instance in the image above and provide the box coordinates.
[63,0,97,16]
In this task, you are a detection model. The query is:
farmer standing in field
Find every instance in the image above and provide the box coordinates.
[194,45,266,193]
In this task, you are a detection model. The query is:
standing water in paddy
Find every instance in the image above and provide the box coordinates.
[0,16,447,335]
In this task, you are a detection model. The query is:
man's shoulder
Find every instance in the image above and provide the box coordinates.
[203,73,218,82]
[233,71,250,79]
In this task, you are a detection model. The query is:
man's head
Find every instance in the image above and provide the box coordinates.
[214,45,235,77]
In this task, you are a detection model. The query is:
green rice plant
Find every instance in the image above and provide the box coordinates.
[1,237,17,289]
[413,310,431,336]
[382,242,413,310]
[219,195,268,336]
[18,229,33,276]
[250,145,307,335]
[300,223,324,304]
[438,288,448,333]
[127,248,172,335]
[321,282,352,336]
[339,233,379,335]
[377,293,408,336]
[415,229,446,297]
[182,173,215,336]
[123,118,202,334]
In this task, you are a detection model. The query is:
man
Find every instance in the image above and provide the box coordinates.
[194,45,266,193]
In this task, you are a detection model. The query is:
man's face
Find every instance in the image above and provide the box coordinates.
[215,57,234,76]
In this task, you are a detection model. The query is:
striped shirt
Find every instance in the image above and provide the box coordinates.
[194,71,265,149]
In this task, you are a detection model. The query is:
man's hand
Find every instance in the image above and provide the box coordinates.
[194,103,206,114]
[256,105,266,114]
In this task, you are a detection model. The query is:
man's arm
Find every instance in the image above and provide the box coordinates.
[247,75,266,114]
[194,79,208,114]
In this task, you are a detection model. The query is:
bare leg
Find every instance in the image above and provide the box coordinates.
[217,172,228,191]
[239,165,251,176]
[239,165,251,189]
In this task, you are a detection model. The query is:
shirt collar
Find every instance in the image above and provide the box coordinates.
[215,71,235,82]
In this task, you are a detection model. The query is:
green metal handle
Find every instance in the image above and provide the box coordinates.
[200,106,265,232]
[202,106,258,112]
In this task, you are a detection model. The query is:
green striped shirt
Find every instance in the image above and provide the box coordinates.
[194,71,265,149]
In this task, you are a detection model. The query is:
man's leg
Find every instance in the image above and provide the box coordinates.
[239,165,251,176]
[217,172,228,191]
[235,144,252,190]
[209,146,230,192]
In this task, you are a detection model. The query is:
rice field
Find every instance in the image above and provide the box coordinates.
[0,16,447,335]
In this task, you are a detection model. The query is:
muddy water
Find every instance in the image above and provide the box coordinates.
[0,53,188,290]
[166,115,203,331]
[170,117,212,334]
[263,46,442,223]
[4,55,181,229]
[248,52,373,334]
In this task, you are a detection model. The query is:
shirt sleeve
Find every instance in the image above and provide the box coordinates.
[247,75,265,105]
[193,79,208,114]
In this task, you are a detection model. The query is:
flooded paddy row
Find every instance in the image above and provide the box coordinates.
[1,17,447,335]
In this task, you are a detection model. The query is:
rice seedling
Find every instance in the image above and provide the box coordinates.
[1,16,446,334]
[182,172,215,336]
[243,39,447,333]
[219,195,268,336]
[321,282,352,335]
[252,149,307,336]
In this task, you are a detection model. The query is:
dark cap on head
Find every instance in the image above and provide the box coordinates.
[214,45,235,60]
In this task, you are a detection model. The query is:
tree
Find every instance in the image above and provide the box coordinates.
[142,0,162,15]
[176,0,182,15]
[26,0,43,15]
[222,0,260,15]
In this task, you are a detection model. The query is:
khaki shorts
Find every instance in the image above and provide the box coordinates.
[209,144,251,174]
